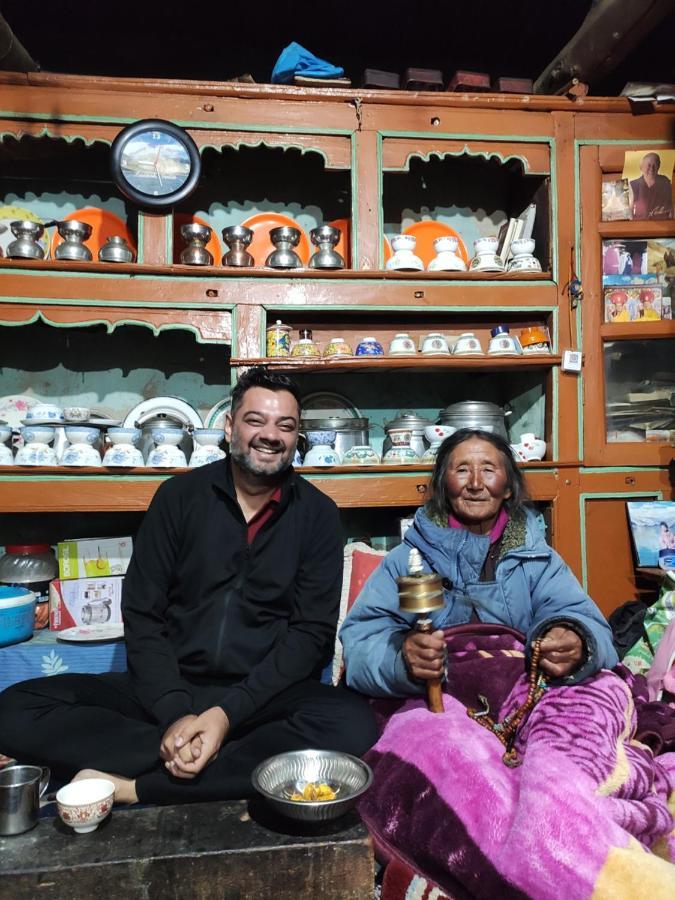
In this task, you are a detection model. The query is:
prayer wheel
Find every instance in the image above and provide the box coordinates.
[397,551,445,713]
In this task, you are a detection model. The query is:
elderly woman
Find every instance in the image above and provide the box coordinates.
[340,428,618,698]
[338,431,675,899]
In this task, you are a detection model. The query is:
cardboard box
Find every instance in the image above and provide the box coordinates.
[57,536,132,581]
[49,577,124,631]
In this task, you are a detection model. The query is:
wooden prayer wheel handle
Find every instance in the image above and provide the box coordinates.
[416,618,445,714]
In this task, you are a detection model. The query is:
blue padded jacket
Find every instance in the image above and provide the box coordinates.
[340,506,618,698]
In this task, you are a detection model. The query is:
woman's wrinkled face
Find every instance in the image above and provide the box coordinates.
[444,438,512,530]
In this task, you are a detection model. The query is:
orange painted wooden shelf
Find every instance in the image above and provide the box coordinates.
[600,321,675,340]
[597,220,675,239]
[232,355,561,371]
[0,258,552,282]
[0,464,560,511]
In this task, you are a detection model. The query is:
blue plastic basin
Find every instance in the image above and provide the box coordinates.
[0,586,36,648]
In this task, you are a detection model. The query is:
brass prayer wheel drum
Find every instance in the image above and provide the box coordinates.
[397,573,444,614]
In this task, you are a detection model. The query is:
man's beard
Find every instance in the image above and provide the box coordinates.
[229,431,294,478]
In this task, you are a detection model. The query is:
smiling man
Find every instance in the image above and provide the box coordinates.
[0,367,376,804]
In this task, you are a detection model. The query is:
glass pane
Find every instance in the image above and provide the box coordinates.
[604,339,675,442]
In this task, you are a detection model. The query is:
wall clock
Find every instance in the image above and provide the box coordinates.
[110,119,201,208]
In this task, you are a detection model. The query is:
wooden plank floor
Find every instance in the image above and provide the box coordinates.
[0,799,375,899]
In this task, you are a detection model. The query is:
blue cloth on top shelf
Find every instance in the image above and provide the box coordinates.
[271,42,344,84]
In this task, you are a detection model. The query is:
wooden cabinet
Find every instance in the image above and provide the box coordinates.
[0,72,672,612]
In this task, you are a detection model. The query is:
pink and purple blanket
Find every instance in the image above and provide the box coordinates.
[360,626,675,899]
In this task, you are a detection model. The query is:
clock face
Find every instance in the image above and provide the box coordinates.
[111,120,201,208]
[121,130,190,196]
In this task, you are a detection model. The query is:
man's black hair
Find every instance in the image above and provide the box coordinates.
[229,366,302,418]
[426,428,530,520]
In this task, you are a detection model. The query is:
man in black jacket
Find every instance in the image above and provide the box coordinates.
[0,368,376,803]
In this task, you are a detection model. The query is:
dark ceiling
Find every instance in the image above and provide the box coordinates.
[2,0,675,94]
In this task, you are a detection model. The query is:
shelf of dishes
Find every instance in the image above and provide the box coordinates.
[0,207,547,276]
[260,323,555,360]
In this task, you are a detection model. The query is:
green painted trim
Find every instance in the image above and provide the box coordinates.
[383,146,540,176]
[573,141,584,461]
[575,139,673,147]
[381,130,553,145]
[581,466,667,473]
[550,138,558,285]
[0,295,234,312]
[0,112,354,136]
[197,138,338,168]
[0,266,557,288]
[377,133,384,268]
[230,306,238,358]
[0,309,231,344]
[263,303,558,313]
[0,474,174,483]
[578,489,663,590]
[0,124,114,146]
[136,213,145,265]
[350,134,358,267]
[551,365,559,459]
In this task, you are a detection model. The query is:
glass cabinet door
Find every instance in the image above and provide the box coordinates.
[579,144,675,466]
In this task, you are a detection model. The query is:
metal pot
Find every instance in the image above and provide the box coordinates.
[383,412,433,458]
[438,401,511,439]
[300,416,369,459]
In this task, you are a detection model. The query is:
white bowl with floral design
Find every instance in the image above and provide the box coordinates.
[56,778,115,833]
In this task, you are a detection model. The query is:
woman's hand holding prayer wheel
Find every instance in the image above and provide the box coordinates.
[402,629,446,681]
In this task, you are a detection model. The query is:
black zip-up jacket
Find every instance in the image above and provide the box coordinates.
[121,458,342,732]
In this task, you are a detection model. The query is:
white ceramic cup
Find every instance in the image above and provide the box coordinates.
[388,333,417,355]
[452,332,483,354]
[487,334,519,355]
[56,778,115,834]
[421,332,450,354]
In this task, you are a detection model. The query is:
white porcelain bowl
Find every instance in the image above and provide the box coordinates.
[192,428,225,446]
[151,427,184,446]
[423,424,456,444]
[56,778,115,834]
[107,427,141,445]
[25,404,64,423]
[65,426,99,446]
[20,425,55,444]
[0,424,12,443]
[303,444,340,466]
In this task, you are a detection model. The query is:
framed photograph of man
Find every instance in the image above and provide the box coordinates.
[622,149,675,220]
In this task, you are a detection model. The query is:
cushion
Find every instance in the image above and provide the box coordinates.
[332,542,386,685]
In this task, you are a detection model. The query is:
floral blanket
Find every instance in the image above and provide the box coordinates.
[360,626,675,899]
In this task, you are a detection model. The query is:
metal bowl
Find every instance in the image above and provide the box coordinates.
[251,749,373,822]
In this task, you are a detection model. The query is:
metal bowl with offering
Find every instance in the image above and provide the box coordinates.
[251,749,372,822]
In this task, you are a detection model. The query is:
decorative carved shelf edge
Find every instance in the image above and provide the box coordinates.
[0,305,232,344]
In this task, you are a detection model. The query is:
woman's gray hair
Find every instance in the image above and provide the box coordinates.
[426,428,530,520]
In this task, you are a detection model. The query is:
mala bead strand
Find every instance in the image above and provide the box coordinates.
[467,638,548,768]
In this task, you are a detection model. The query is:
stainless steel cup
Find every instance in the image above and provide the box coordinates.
[0,764,50,835]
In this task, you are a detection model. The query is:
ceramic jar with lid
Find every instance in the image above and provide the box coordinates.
[266,320,292,357]
[384,412,433,458]
[291,328,320,358]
